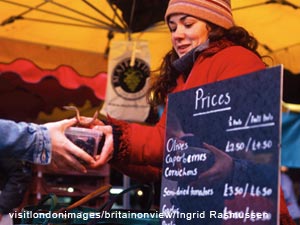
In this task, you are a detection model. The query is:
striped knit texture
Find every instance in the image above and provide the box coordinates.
[165,0,234,29]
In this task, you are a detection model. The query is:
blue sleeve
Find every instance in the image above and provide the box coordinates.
[0,119,51,164]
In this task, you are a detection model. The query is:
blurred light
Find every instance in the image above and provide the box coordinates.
[137,190,143,196]
[67,187,74,193]
[110,187,123,194]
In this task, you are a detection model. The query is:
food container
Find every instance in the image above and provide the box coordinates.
[65,127,103,157]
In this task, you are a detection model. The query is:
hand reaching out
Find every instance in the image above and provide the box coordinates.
[44,118,96,173]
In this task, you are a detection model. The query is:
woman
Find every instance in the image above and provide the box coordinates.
[93,0,266,183]
[92,0,294,224]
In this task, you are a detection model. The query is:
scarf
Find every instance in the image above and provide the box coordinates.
[172,39,235,80]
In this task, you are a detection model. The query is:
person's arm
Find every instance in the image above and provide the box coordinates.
[44,118,97,172]
[91,113,166,183]
[0,118,95,172]
[0,119,51,164]
[92,113,166,166]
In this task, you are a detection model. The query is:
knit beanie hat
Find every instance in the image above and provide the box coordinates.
[165,0,234,29]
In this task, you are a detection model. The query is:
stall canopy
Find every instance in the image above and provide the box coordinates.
[0,0,299,122]
[232,0,300,74]
[0,0,171,122]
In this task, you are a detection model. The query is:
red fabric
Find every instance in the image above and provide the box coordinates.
[0,59,107,121]
[0,59,107,100]
[280,188,296,225]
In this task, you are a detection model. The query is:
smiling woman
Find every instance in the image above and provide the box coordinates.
[168,15,210,58]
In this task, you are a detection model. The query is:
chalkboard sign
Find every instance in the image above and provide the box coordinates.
[160,65,283,225]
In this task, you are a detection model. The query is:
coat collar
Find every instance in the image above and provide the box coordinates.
[172,39,235,80]
[172,40,210,79]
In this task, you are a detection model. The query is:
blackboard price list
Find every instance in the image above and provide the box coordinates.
[223,183,273,198]
[225,137,273,153]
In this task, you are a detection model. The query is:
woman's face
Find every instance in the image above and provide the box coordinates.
[168,14,210,58]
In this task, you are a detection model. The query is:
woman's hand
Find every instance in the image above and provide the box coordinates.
[44,118,96,173]
[90,125,114,168]
[77,116,105,128]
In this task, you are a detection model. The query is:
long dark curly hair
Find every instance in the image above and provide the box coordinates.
[147,22,263,106]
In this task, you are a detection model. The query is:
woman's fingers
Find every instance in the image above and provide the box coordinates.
[90,125,114,168]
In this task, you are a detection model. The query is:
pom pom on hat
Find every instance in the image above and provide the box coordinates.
[165,0,234,29]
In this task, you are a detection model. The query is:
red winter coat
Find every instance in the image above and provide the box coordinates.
[109,45,295,225]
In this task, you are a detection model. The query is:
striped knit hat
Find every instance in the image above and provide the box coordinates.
[165,0,234,29]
